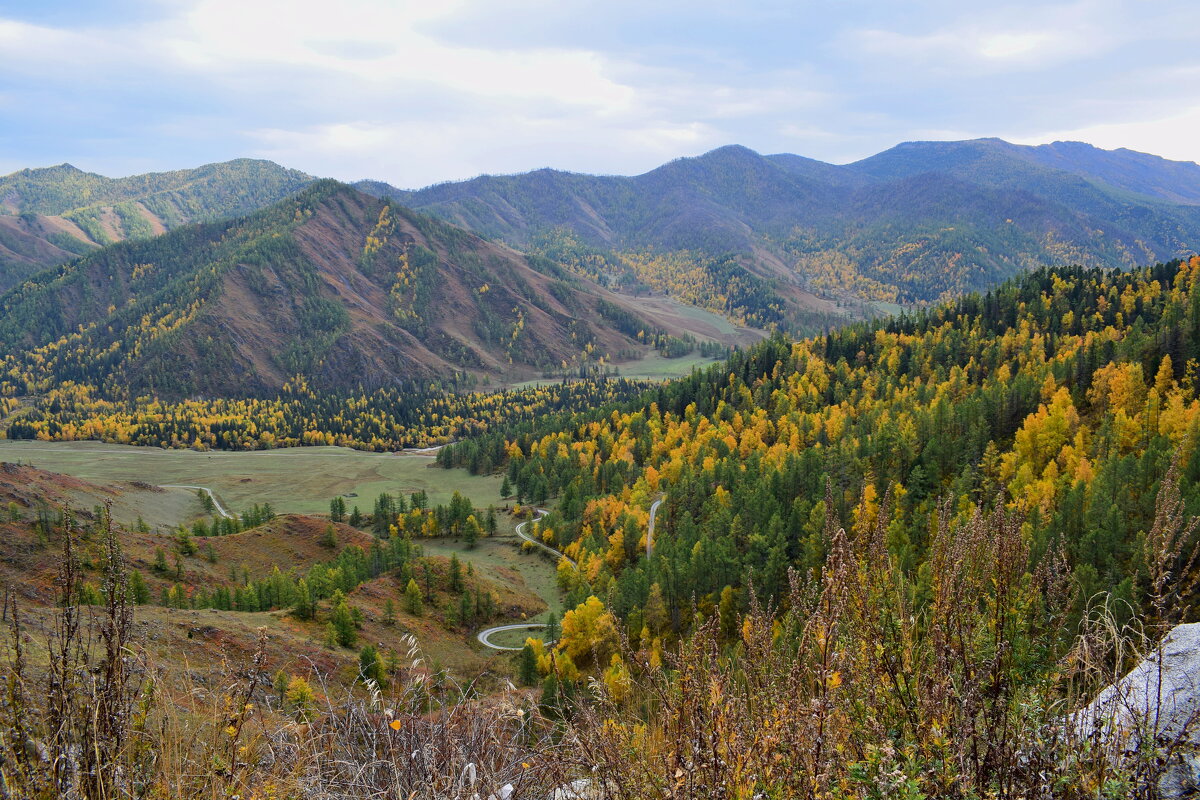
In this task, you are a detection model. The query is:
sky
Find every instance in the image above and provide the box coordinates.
[2,0,1200,188]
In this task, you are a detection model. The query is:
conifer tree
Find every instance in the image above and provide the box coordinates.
[518,642,539,686]
[321,523,338,549]
[404,578,423,616]
[330,596,357,647]
[358,644,385,685]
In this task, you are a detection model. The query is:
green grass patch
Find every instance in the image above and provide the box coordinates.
[0,441,503,521]
[420,526,563,617]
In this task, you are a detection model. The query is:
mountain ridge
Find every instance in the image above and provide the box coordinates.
[0,181,688,399]
[358,137,1200,306]
[0,158,317,291]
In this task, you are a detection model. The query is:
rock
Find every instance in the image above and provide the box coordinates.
[548,779,596,799]
[1076,622,1200,797]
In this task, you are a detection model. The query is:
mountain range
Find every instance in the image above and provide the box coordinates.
[367,138,1200,306]
[0,181,693,398]
[2,137,1199,393]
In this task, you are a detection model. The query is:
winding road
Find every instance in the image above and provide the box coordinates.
[477,498,667,651]
[475,508,573,650]
[476,622,549,651]
[513,507,576,569]
[159,484,236,520]
[648,495,664,557]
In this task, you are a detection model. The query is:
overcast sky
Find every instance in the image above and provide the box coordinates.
[2,0,1200,188]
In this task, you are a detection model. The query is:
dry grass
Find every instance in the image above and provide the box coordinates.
[3,461,1199,798]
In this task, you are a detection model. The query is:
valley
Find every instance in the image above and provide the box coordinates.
[11,0,1200,793]
[3,139,1200,798]
[0,440,503,520]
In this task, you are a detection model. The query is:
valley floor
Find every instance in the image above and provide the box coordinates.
[0,440,504,519]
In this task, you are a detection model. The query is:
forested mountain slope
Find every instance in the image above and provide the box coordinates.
[0,159,315,290]
[429,257,1200,795]
[366,139,1200,309]
[0,181,670,399]
[442,257,1200,647]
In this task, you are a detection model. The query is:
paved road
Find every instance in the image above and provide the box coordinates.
[475,622,548,651]
[514,508,577,569]
[476,508,575,651]
[648,495,664,557]
[159,484,235,520]
[477,499,672,651]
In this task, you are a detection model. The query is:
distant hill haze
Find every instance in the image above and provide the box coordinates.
[4,137,1199,323]
[362,138,1200,305]
[0,182,684,397]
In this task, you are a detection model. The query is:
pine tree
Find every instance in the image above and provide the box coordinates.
[153,547,168,574]
[448,554,463,592]
[404,578,423,616]
[175,529,197,556]
[540,673,560,716]
[330,597,357,647]
[321,524,338,549]
[518,642,539,686]
[501,476,512,498]
[718,585,737,644]
[464,515,481,549]
[129,570,150,605]
[285,676,316,721]
[293,579,316,621]
[383,597,397,626]
[358,644,385,685]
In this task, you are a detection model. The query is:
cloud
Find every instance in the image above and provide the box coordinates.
[848,2,1120,74]
[4,0,1200,182]
[248,115,722,186]
[1012,105,1200,165]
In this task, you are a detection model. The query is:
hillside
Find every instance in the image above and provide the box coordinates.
[0,465,550,679]
[431,256,1200,793]
[364,138,1200,308]
[0,159,315,291]
[0,180,681,399]
[446,257,1200,625]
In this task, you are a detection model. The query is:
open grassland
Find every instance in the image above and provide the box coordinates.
[511,350,726,390]
[421,525,564,617]
[617,294,763,343]
[509,295,763,389]
[612,351,723,381]
[0,441,503,520]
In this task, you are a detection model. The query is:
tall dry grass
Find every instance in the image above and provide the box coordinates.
[2,461,1200,799]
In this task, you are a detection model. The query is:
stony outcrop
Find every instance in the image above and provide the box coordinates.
[1076,623,1200,797]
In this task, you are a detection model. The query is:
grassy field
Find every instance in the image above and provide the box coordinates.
[421,525,565,617]
[611,351,722,381]
[0,441,503,521]
[511,350,728,390]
